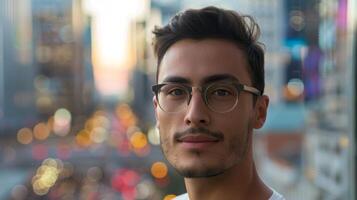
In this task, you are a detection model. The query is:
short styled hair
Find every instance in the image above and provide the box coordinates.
[152,6,265,94]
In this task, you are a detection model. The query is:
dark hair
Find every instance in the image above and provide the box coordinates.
[152,6,265,94]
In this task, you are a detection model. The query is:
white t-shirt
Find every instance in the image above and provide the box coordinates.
[269,189,285,200]
[173,189,285,200]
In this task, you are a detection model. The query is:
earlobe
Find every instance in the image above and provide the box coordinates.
[253,95,269,129]
[153,96,158,108]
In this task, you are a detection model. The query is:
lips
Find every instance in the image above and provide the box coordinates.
[177,134,220,149]
[174,128,223,150]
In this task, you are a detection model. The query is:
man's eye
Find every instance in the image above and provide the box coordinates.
[212,89,231,96]
[168,88,186,96]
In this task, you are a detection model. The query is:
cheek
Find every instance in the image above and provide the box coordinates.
[216,112,248,131]
[215,110,253,143]
[157,111,182,143]
[157,112,183,163]
[157,112,174,130]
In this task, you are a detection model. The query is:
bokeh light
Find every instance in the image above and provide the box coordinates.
[76,129,92,147]
[148,127,160,145]
[289,10,305,31]
[94,115,110,129]
[111,169,140,200]
[33,122,51,140]
[163,194,177,200]
[31,158,63,196]
[130,131,148,149]
[339,135,349,148]
[17,128,33,144]
[136,180,154,200]
[36,96,53,111]
[151,162,168,179]
[53,108,72,136]
[85,118,95,131]
[90,127,108,143]
[116,104,137,128]
[287,78,304,97]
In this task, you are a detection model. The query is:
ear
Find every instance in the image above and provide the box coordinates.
[153,96,160,128]
[253,95,269,129]
[153,96,158,109]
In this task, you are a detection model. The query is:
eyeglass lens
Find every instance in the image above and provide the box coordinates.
[157,83,239,113]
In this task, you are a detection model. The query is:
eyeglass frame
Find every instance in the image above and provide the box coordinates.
[152,81,262,113]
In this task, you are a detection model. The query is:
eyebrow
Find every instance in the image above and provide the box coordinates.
[201,74,239,84]
[161,76,191,84]
[161,74,239,85]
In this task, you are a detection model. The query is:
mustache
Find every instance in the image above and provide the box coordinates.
[174,127,224,141]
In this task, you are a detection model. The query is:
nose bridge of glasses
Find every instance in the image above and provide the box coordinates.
[187,86,206,105]
[191,86,203,93]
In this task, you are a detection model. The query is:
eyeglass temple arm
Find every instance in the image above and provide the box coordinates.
[242,85,262,96]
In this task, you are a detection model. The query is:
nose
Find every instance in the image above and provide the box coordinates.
[184,89,210,126]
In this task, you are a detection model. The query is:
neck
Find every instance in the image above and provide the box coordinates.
[183,157,272,200]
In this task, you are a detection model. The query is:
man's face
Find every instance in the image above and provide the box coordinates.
[154,39,265,178]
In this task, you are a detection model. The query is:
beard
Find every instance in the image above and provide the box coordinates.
[159,121,252,178]
[179,164,227,178]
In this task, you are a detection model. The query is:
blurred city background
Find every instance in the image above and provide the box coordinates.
[0,0,356,199]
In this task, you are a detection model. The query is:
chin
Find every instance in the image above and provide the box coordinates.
[179,168,226,178]
[174,161,228,178]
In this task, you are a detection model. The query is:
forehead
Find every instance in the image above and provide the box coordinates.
[158,39,251,85]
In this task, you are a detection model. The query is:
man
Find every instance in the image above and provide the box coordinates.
[151,6,285,200]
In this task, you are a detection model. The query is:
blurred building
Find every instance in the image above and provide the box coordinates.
[32,0,94,117]
[0,0,96,135]
[233,0,287,104]
[0,0,38,134]
[303,0,356,199]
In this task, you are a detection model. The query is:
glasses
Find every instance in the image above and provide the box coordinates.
[152,81,261,113]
